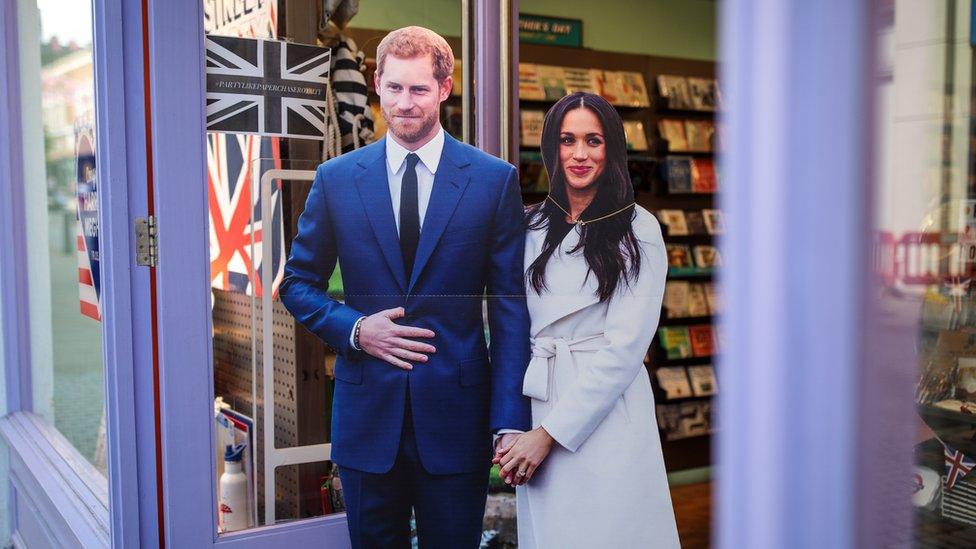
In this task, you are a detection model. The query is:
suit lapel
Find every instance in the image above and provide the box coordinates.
[407,135,471,293]
[354,138,408,292]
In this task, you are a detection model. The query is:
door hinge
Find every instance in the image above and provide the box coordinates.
[135,216,158,267]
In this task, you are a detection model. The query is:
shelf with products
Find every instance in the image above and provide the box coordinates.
[660,150,716,157]
[659,314,715,326]
[667,267,715,278]
[655,107,723,116]
[519,62,652,108]
[658,324,719,358]
[517,145,653,154]
[665,242,722,276]
[665,234,719,245]
[653,354,717,366]
[654,394,716,443]
[656,119,721,155]
[520,98,646,110]
[647,372,717,408]
[655,73,723,113]
[648,71,720,470]
[647,392,715,404]
[649,321,719,445]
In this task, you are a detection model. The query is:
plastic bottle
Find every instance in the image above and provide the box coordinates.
[219,443,250,532]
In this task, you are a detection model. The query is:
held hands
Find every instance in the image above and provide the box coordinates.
[493,427,555,486]
[359,307,436,370]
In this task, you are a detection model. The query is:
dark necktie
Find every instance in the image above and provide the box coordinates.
[399,153,421,281]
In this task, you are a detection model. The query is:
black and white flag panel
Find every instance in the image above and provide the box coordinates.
[206,36,331,140]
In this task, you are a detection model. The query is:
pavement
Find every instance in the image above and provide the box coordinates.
[47,212,105,468]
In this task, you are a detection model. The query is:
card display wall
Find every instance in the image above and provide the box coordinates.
[517,42,720,471]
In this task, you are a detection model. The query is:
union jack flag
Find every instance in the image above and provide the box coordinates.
[206,36,330,140]
[944,444,976,491]
[205,1,284,298]
[207,133,284,297]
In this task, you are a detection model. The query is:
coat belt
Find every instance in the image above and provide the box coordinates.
[523,334,608,401]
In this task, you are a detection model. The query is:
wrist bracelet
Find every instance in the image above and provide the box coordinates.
[353,316,365,349]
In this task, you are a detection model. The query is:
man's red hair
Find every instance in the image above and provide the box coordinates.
[376,26,455,82]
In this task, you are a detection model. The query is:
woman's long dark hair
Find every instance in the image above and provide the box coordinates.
[526,92,641,302]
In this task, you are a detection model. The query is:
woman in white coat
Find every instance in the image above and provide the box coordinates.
[494,92,681,548]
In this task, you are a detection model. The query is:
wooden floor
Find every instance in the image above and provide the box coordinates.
[671,482,712,548]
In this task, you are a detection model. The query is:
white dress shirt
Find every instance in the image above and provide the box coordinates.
[385,126,444,234]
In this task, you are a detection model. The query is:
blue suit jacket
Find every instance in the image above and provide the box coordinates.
[279,134,532,475]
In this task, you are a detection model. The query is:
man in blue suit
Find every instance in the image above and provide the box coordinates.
[279,26,531,548]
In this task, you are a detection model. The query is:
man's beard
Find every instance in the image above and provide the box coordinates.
[383,107,439,144]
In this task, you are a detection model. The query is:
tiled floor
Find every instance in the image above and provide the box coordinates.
[671,482,712,548]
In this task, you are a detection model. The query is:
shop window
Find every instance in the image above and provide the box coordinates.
[17,0,107,475]
[879,0,976,544]
[204,0,465,533]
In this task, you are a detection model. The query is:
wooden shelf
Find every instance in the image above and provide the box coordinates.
[656,394,715,404]
[668,266,715,278]
[520,98,648,110]
[654,355,716,366]
[661,149,717,156]
[662,233,717,241]
[659,314,715,326]
[519,145,652,154]
[661,436,711,471]
[655,106,721,116]
[661,191,718,198]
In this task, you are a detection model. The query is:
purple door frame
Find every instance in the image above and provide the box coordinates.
[716,1,908,548]
[92,0,162,545]
[0,0,33,415]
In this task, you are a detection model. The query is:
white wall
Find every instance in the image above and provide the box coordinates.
[881,0,972,233]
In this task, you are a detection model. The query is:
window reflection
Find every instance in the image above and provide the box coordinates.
[205,1,464,532]
[22,0,107,473]
[877,0,976,544]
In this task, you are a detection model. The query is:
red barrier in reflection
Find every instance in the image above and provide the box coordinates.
[875,229,976,287]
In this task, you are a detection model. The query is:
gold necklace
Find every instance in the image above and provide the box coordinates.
[546,195,636,227]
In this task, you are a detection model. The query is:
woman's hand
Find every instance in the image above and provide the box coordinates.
[492,427,555,486]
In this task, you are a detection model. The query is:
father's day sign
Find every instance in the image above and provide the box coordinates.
[519,14,583,48]
[205,36,331,140]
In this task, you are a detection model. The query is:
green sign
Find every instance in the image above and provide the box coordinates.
[519,14,583,48]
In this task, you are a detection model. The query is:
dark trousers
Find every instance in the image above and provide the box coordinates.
[339,395,489,549]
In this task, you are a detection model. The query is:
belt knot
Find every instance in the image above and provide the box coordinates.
[522,334,606,401]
